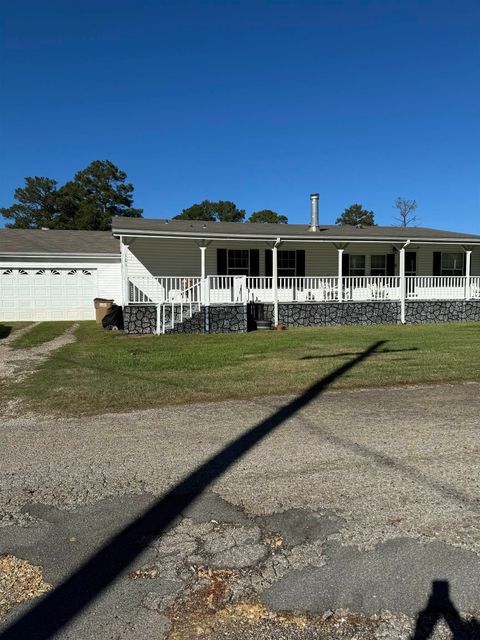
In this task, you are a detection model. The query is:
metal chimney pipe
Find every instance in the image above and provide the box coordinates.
[310,193,319,231]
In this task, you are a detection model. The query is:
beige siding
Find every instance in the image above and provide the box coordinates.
[126,238,480,278]
[127,238,200,278]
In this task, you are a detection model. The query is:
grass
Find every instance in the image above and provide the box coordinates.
[2,321,480,416]
[9,322,73,349]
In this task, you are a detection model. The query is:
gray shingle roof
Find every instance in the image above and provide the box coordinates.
[0,229,119,255]
[112,217,480,243]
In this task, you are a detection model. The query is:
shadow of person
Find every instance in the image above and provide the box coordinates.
[411,581,480,639]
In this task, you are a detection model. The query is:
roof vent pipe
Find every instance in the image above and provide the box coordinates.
[309,193,319,231]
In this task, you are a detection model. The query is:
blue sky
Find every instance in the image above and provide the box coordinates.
[1,0,479,231]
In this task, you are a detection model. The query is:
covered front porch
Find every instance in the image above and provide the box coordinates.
[112,216,480,333]
[124,242,480,328]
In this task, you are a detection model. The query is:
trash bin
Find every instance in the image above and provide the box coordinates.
[94,298,114,324]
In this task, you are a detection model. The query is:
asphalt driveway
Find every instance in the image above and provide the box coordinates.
[0,382,479,639]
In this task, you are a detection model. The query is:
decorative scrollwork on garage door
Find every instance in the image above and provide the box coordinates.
[36,269,46,275]
[67,269,77,275]
[19,269,28,275]
[50,269,60,275]
[82,270,92,275]
[2,269,13,275]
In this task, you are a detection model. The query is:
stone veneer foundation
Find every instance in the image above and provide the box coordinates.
[123,304,248,334]
[123,300,480,334]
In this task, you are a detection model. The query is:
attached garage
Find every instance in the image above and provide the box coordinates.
[0,229,121,321]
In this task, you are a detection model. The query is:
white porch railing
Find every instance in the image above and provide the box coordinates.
[470,277,480,299]
[406,276,466,300]
[278,277,338,302]
[128,275,480,308]
[343,276,400,301]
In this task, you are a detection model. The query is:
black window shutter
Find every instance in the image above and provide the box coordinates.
[265,249,273,276]
[342,253,350,275]
[463,252,467,275]
[217,248,227,275]
[249,249,259,276]
[296,250,306,277]
[386,253,395,276]
[432,252,441,276]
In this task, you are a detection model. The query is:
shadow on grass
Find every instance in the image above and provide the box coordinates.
[411,581,480,639]
[0,341,385,640]
[301,347,419,360]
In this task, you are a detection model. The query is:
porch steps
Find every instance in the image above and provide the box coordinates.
[164,308,204,334]
[159,302,202,334]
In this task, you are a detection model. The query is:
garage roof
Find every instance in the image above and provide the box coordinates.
[0,229,119,256]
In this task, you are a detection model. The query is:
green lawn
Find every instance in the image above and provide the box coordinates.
[9,321,73,349]
[2,321,480,416]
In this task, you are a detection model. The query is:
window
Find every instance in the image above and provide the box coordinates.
[370,255,386,276]
[441,253,464,277]
[278,251,296,277]
[349,255,365,276]
[227,249,249,275]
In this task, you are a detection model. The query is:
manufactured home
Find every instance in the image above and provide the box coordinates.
[112,195,480,333]
[2,195,480,331]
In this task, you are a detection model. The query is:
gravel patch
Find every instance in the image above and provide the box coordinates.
[0,322,78,383]
[0,555,51,621]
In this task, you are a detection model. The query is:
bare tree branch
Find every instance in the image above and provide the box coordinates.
[393,197,418,226]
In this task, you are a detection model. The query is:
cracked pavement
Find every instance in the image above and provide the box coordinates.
[0,382,480,639]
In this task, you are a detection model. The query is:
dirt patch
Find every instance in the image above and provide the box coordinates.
[166,568,378,639]
[0,555,51,621]
[0,322,78,382]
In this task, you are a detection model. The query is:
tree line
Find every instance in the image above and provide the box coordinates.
[0,160,417,230]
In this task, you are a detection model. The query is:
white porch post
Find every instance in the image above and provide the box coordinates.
[337,248,344,302]
[399,246,406,324]
[465,249,472,300]
[120,237,129,307]
[200,246,206,280]
[197,240,211,306]
[272,238,281,326]
[200,246,207,305]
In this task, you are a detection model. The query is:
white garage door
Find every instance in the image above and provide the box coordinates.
[0,267,98,321]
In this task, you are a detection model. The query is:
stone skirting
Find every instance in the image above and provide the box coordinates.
[123,305,157,334]
[405,300,480,324]
[123,305,248,334]
[124,301,480,334]
[274,302,400,327]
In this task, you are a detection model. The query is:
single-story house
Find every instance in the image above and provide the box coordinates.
[2,195,480,330]
[112,195,480,333]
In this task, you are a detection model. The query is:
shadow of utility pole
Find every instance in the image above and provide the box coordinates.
[0,340,385,640]
[411,581,480,639]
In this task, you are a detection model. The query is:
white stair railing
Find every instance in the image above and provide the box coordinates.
[129,276,202,304]
[159,278,203,334]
